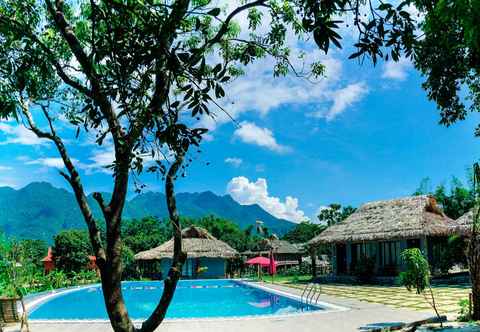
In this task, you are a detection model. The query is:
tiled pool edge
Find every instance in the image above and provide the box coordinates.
[238,281,349,312]
[26,279,350,324]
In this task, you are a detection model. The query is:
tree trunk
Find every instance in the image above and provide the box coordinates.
[101,258,136,332]
[139,153,187,332]
[310,247,317,278]
[468,231,480,320]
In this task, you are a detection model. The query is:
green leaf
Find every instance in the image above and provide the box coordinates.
[207,8,221,16]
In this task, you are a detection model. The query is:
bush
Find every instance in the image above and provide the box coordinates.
[353,255,376,283]
[400,248,442,323]
[458,298,472,322]
[278,262,310,276]
[438,235,467,274]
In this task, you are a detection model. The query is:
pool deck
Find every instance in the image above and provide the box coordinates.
[7,282,436,332]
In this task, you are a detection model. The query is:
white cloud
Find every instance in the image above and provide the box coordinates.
[26,158,67,169]
[312,82,368,120]
[0,165,13,171]
[382,58,412,81]
[83,143,169,174]
[233,121,290,153]
[198,49,351,130]
[226,176,307,223]
[25,157,84,170]
[224,157,243,168]
[0,123,48,146]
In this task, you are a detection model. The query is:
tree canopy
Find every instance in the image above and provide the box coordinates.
[282,220,326,243]
[317,203,356,226]
[413,176,475,219]
[53,229,92,274]
[413,0,480,133]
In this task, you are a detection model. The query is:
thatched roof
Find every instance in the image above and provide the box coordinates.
[308,195,454,245]
[243,239,303,255]
[452,209,480,236]
[134,226,238,260]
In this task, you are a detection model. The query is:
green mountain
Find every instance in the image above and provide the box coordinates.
[0,182,295,242]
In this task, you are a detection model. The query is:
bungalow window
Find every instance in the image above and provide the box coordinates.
[379,241,399,266]
[182,258,195,277]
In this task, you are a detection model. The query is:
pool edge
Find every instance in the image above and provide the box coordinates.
[27,279,350,324]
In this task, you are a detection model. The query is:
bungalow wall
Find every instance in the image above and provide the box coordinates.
[331,236,445,277]
[158,257,227,279]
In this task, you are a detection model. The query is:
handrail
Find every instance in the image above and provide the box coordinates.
[300,283,311,305]
[300,283,322,307]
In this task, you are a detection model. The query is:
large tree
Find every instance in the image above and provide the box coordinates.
[410,0,480,319]
[0,0,416,331]
[53,229,92,273]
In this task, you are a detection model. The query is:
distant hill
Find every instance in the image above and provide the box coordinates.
[0,182,295,242]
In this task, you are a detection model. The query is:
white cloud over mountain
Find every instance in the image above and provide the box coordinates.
[226,176,306,223]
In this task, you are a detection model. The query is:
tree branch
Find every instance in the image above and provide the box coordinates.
[45,0,126,146]
[20,99,106,267]
[0,14,93,98]
[93,192,110,217]
[140,151,186,332]
[129,0,191,143]
[206,0,268,49]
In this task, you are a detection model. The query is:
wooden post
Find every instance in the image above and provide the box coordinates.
[470,293,473,318]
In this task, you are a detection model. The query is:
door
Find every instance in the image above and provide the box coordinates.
[336,244,347,274]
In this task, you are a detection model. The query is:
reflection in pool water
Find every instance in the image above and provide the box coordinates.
[30,280,323,320]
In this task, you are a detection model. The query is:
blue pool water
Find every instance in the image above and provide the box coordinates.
[29,280,323,320]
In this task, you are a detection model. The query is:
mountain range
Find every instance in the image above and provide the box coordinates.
[0,182,295,242]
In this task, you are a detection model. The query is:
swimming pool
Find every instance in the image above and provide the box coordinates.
[29,280,332,320]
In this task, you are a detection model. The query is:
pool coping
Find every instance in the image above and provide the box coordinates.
[26,279,350,324]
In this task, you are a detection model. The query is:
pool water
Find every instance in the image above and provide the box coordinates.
[29,280,323,320]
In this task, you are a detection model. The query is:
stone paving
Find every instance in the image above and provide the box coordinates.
[275,282,472,316]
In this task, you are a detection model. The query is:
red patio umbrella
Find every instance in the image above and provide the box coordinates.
[246,256,270,266]
[246,256,271,279]
[268,253,277,275]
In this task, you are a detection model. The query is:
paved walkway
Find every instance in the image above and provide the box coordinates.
[4,282,437,332]
[273,282,471,316]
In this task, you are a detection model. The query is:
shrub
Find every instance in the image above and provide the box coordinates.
[278,262,310,276]
[458,298,472,322]
[400,248,442,324]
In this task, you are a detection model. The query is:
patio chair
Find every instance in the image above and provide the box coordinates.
[0,297,29,332]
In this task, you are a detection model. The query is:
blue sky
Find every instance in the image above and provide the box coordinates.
[1,16,479,223]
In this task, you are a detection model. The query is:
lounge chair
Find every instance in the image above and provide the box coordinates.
[0,297,29,332]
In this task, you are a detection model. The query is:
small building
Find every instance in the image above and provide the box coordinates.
[41,247,98,274]
[308,195,454,277]
[242,239,303,268]
[453,210,475,235]
[41,247,55,274]
[134,226,238,279]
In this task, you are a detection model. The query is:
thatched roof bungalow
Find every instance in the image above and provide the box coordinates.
[242,239,304,267]
[452,210,479,236]
[309,195,454,277]
[135,226,238,279]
